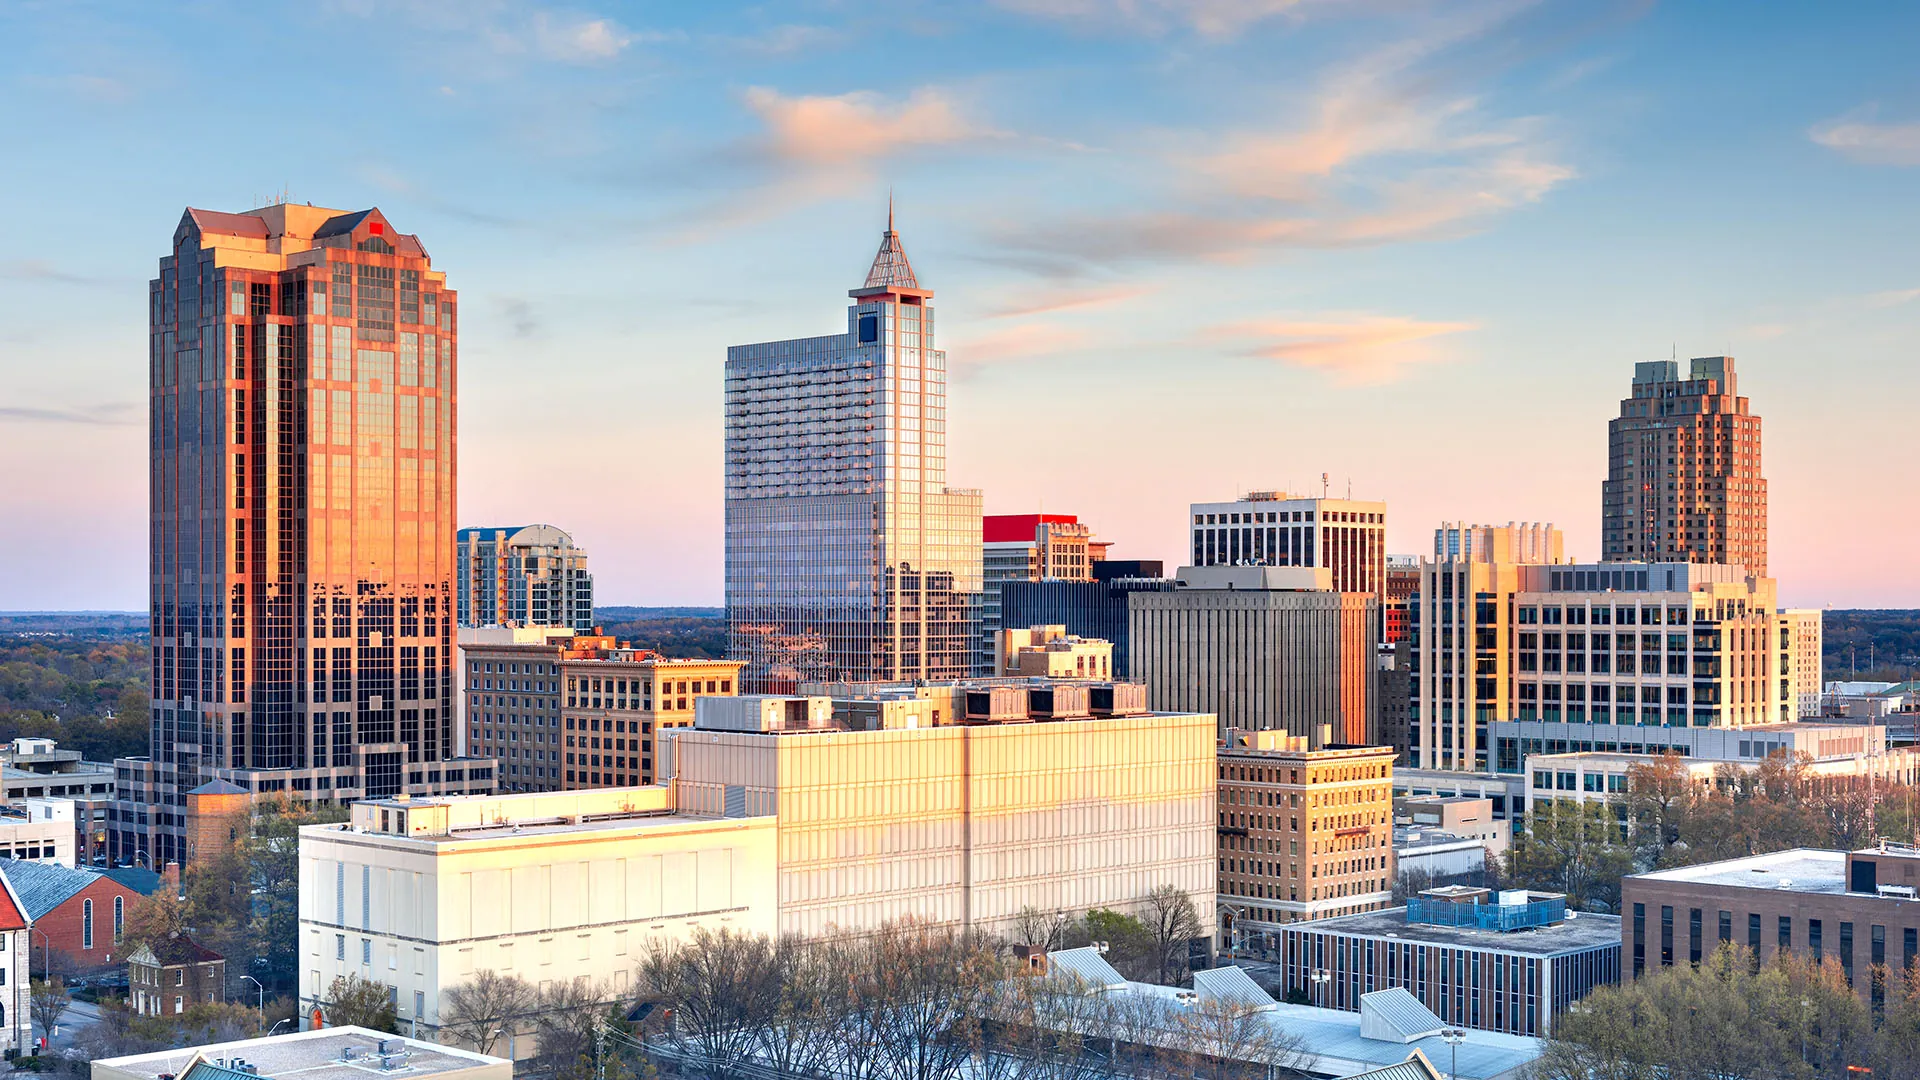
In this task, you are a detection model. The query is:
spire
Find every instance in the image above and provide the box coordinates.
[862,198,920,292]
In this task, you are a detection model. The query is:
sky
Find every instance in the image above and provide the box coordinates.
[3,0,1919,611]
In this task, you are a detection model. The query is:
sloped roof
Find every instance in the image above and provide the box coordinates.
[1347,1050,1445,1080]
[184,209,270,238]
[1045,947,1127,992]
[104,866,163,895]
[858,202,921,293]
[1360,988,1448,1043]
[146,933,224,967]
[0,858,160,920]
[0,866,28,932]
[188,779,249,796]
[314,209,374,238]
[1192,965,1277,1013]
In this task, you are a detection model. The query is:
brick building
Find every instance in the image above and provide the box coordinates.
[128,934,226,1017]
[0,858,160,974]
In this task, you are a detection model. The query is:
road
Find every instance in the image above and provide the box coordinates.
[40,997,102,1056]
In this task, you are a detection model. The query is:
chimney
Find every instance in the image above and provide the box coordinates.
[162,861,181,891]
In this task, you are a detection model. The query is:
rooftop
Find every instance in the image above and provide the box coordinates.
[1295,905,1623,957]
[0,858,157,920]
[93,1026,505,1080]
[327,786,771,843]
[1629,848,1849,894]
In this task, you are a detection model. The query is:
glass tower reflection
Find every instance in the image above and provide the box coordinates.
[725,211,983,691]
[119,204,490,866]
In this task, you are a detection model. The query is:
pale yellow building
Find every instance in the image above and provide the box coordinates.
[296,787,776,1054]
[993,625,1114,679]
[669,696,1217,941]
[1781,608,1823,719]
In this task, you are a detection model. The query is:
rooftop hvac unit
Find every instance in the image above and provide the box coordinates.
[1028,684,1091,719]
[1088,683,1148,717]
[966,686,1030,722]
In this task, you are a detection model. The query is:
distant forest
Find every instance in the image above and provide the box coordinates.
[594,607,727,659]
[1824,609,1920,682]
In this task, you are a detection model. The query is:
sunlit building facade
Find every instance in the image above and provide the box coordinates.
[119,203,493,866]
[456,524,593,631]
[725,210,982,691]
[1190,492,1387,597]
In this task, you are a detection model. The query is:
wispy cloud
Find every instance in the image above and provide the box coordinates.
[742,86,994,167]
[1212,314,1477,384]
[992,0,1316,37]
[1811,108,1920,166]
[950,323,1093,366]
[530,11,632,62]
[18,73,133,104]
[0,403,137,426]
[718,24,845,56]
[1863,286,1920,308]
[329,1,651,67]
[984,283,1154,319]
[0,260,105,286]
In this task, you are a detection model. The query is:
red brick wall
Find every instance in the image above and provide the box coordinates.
[39,877,148,972]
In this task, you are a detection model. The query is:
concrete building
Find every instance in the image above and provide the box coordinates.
[1272,889,1622,1037]
[1408,543,1550,772]
[1782,608,1824,719]
[1397,796,1509,859]
[1435,523,1565,565]
[1000,574,1174,679]
[1217,734,1395,934]
[1622,844,1920,1010]
[1602,356,1767,575]
[2,739,115,865]
[1395,828,1493,884]
[296,787,777,1046]
[459,631,742,792]
[128,934,226,1017]
[1191,492,1387,597]
[127,202,487,867]
[980,514,1106,673]
[0,800,78,866]
[992,625,1114,679]
[1131,566,1379,746]
[1392,770,1530,832]
[455,524,594,632]
[1491,717,1891,776]
[726,207,982,692]
[91,1027,510,1080]
[670,692,1217,941]
[1524,746,1920,819]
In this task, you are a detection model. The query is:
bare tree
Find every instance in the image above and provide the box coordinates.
[1012,906,1077,954]
[438,970,535,1056]
[1142,886,1202,985]
[849,918,1006,1080]
[1172,998,1308,1080]
[30,978,69,1051]
[756,936,846,1080]
[637,927,782,1080]
[530,976,613,1080]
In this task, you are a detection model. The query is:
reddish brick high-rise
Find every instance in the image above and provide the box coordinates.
[1601,356,1766,576]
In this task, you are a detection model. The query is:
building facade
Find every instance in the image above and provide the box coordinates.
[1000,576,1173,679]
[125,202,488,866]
[2,739,114,865]
[1622,845,1920,1012]
[1601,357,1767,575]
[127,935,226,1017]
[992,625,1114,679]
[1217,735,1396,934]
[456,525,593,631]
[1131,566,1379,746]
[1782,608,1823,719]
[1435,523,1564,565]
[297,788,777,1044]
[0,872,26,1056]
[1191,493,1386,597]
[670,695,1217,941]
[1271,890,1622,1038]
[460,633,742,791]
[1,859,159,974]
[725,210,981,692]
[981,514,1103,673]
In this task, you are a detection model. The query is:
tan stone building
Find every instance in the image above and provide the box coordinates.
[1217,733,1396,941]
[460,632,743,791]
[1782,608,1823,719]
[993,625,1114,679]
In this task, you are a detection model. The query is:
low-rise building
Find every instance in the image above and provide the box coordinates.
[3,739,115,865]
[992,625,1114,679]
[1525,748,1920,820]
[1269,888,1622,1038]
[1,859,160,975]
[1491,717,1892,775]
[1621,843,1920,1009]
[90,1027,510,1080]
[1395,827,1492,885]
[0,800,79,866]
[999,575,1174,678]
[0,869,29,1056]
[1216,733,1395,937]
[1397,797,1509,858]
[127,934,226,1017]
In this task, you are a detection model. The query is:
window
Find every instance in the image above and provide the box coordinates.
[175,969,184,987]
[115,896,124,943]
[336,935,346,960]
[83,898,94,949]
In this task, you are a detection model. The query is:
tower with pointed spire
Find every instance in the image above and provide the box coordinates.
[724,206,982,690]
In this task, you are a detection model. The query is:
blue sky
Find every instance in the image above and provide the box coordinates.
[3,0,1918,609]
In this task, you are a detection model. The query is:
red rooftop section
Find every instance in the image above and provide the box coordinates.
[985,514,1080,544]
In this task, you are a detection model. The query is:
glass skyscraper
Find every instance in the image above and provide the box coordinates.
[725,210,982,691]
[116,204,493,866]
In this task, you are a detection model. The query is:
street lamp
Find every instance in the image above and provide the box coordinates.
[240,974,265,1014]
[268,1019,293,1037]
[1220,904,1247,958]
[1441,1028,1467,1080]
[1309,968,1331,1007]
[132,850,151,869]
[490,1028,517,1063]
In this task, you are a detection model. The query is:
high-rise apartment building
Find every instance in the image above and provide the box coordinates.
[1191,493,1386,596]
[1435,522,1564,565]
[1217,733,1396,932]
[1781,608,1824,719]
[981,513,1104,672]
[119,204,493,866]
[725,210,982,691]
[1602,357,1767,575]
[461,632,742,791]
[456,524,593,631]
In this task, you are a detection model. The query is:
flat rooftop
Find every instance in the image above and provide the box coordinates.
[94,1026,505,1080]
[1295,906,1624,957]
[1629,849,1847,894]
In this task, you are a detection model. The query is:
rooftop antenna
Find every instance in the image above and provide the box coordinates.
[1322,472,1329,499]
[887,187,895,234]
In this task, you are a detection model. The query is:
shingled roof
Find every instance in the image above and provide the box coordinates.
[0,858,159,921]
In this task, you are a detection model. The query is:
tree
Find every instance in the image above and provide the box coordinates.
[323,974,399,1033]
[1080,909,1155,982]
[637,927,781,1080]
[438,970,535,1057]
[1012,905,1076,954]
[1142,885,1202,985]
[1622,752,1694,867]
[1172,996,1308,1080]
[529,976,613,1080]
[30,978,69,1049]
[121,888,188,951]
[1504,800,1633,912]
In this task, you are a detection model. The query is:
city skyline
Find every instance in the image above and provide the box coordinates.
[6,2,1920,610]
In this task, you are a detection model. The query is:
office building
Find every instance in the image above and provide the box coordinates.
[1397,796,1510,859]
[1191,492,1386,596]
[1272,889,1622,1038]
[1524,745,1919,818]
[460,632,742,791]
[1435,523,1564,565]
[1416,560,1782,773]
[1495,718,1892,777]
[1622,844,1920,1011]
[1396,827,1494,884]
[455,525,593,631]
[725,208,981,692]
[124,202,490,866]
[1602,357,1767,575]
[2,738,115,865]
[1217,734,1395,932]
[981,513,1106,672]
[1000,574,1173,678]
[1131,566,1379,746]
[297,787,777,1044]
[992,625,1114,679]
[1384,555,1419,645]
[670,691,1217,940]
[92,1027,510,1080]
[1392,769,1529,832]
[1782,608,1823,719]
[0,800,78,866]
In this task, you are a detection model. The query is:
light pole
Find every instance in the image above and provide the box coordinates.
[1441,1028,1466,1080]
[240,974,265,1014]
[133,850,151,869]
[269,1019,294,1037]
[1220,904,1247,958]
[1309,967,1331,1007]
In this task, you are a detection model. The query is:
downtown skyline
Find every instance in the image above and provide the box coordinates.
[5,1,1920,610]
